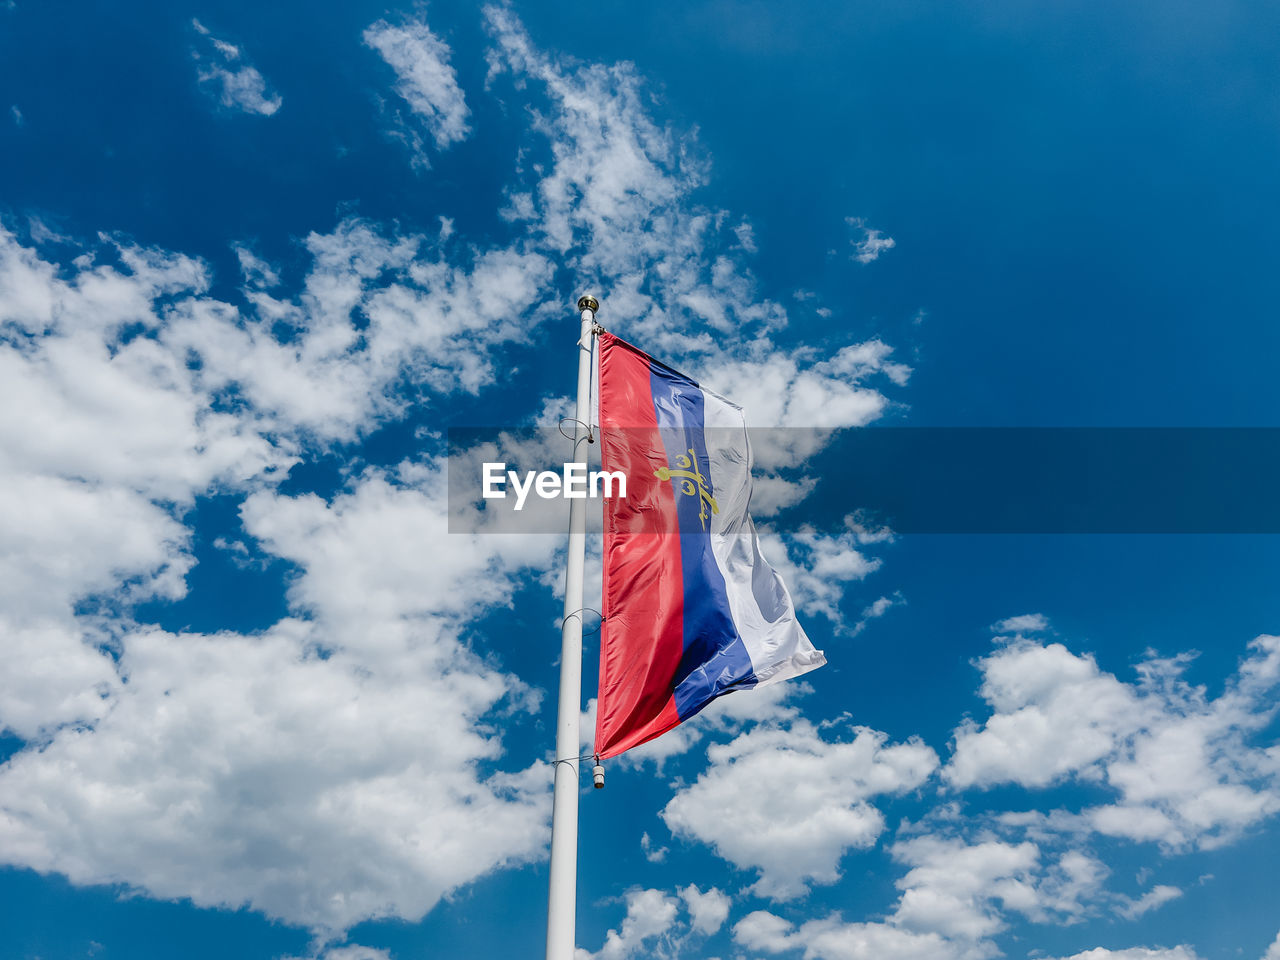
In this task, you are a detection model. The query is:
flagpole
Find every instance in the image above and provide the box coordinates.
[546,293,599,960]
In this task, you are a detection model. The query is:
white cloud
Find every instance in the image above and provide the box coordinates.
[364,18,471,168]
[864,596,898,617]
[815,338,911,387]
[1116,884,1181,919]
[0,617,119,740]
[991,613,1050,634]
[734,910,966,960]
[945,636,1280,850]
[662,720,937,898]
[733,832,1109,960]
[1044,948,1203,960]
[750,474,819,517]
[0,225,286,738]
[483,5,907,445]
[233,244,280,288]
[283,945,392,960]
[284,942,389,957]
[947,641,1145,790]
[640,832,667,863]
[576,885,732,960]
[852,593,905,636]
[25,216,68,245]
[0,472,187,738]
[323,949,392,960]
[575,888,680,960]
[191,19,282,116]
[892,835,1044,940]
[167,219,553,442]
[847,217,896,264]
[0,467,558,933]
[1262,929,1280,960]
[2,10,1267,953]
[0,7,915,940]
[241,468,560,632]
[703,341,907,434]
[734,910,796,953]
[0,213,567,930]
[10,104,22,126]
[680,884,731,935]
[485,5,698,309]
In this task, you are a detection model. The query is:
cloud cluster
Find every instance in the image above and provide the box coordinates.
[656,624,1278,960]
[0,454,558,930]
[284,946,393,960]
[732,832,1110,960]
[0,225,283,739]
[1044,949,1204,960]
[177,218,553,441]
[574,885,730,960]
[0,206,556,929]
[663,720,938,898]
[21,8,1254,958]
[0,5,912,936]
[947,636,1280,849]
[483,5,908,425]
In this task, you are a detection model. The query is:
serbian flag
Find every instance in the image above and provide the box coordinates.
[593,332,826,758]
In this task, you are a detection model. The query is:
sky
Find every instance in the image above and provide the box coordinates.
[1,2,1279,960]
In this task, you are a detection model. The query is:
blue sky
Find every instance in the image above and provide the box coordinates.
[2,2,1279,960]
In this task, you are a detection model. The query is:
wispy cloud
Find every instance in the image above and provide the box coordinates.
[847,215,896,264]
[992,612,1050,634]
[232,243,280,288]
[640,832,668,863]
[1116,884,1182,919]
[191,19,282,116]
[364,18,470,168]
[851,591,905,635]
[283,946,392,960]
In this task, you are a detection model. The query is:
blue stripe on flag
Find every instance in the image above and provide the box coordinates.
[647,361,759,719]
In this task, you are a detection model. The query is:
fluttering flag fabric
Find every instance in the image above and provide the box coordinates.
[593,332,826,758]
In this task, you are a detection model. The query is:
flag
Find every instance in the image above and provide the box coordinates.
[593,332,826,758]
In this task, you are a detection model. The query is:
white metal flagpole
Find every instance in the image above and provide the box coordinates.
[545,293,599,960]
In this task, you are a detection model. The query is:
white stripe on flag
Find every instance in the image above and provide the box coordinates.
[702,388,827,686]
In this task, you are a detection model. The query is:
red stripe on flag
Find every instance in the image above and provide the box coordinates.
[594,333,684,758]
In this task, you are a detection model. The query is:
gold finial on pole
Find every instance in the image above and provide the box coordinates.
[577,294,599,313]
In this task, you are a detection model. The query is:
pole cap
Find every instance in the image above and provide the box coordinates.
[577,295,600,314]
